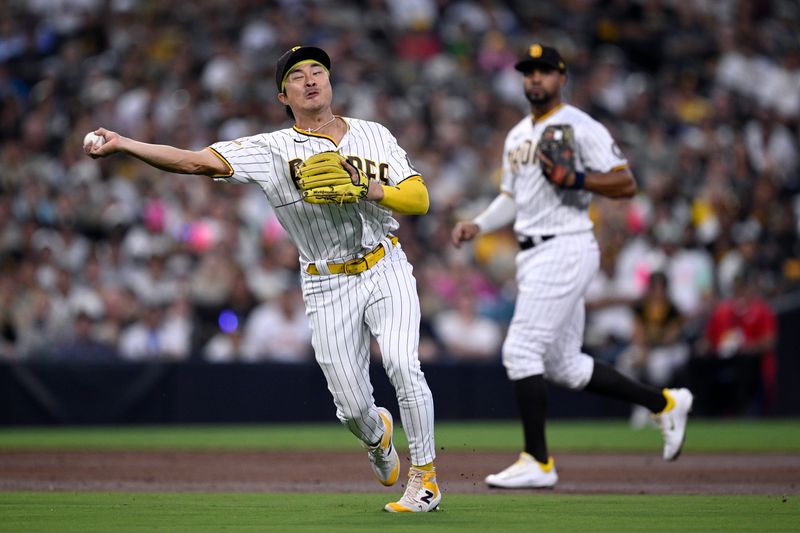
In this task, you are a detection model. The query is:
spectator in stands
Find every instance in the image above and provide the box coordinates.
[50,311,118,363]
[0,276,17,360]
[693,270,778,415]
[655,221,715,324]
[203,328,246,363]
[432,288,502,361]
[128,254,181,307]
[717,220,762,298]
[246,243,295,302]
[161,295,193,361]
[584,234,636,364]
[12,286,62,360]
[118,302,189,362]
[240,285,312,363]
[743,109,798,183]
[617,272,689,427]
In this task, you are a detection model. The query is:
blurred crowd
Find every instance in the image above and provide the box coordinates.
[1,0,798,412]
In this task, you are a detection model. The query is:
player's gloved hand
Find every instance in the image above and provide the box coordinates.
[297,151,370,204]
[536,124,583,189]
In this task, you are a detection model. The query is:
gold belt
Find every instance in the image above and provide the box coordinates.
[306,236,399,275]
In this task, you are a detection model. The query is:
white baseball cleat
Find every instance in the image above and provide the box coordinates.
[365,407,400,486]
[384,467,441,512]
[485,452,558,489]
[657,388,694,461]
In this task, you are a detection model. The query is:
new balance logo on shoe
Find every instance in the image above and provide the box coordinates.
[385,468,441,512]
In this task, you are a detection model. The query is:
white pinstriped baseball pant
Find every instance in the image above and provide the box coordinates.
[503,231,599,388]
[301,244,436,466]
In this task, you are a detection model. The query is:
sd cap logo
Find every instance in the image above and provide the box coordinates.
[529,44,543,58]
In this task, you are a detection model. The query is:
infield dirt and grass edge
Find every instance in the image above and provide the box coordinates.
[1,420,798,531]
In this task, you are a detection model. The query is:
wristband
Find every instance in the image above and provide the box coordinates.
[570,171,585,190]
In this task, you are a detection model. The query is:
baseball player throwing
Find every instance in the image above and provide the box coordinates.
[86,46,440,512]
[452,44,693,488]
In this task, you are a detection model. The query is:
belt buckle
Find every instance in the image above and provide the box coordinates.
[343,257,366,275]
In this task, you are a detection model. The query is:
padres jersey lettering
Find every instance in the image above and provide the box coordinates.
[501,104,627,235]
[346,156,390,184]
[286,156,390,188]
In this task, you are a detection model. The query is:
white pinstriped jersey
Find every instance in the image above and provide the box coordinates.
[209,117,419,265]
[501,103,627,236]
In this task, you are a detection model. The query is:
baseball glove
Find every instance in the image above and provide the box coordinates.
[536,124,578,188]
[297,151,369,204]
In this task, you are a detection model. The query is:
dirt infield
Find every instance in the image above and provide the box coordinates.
[1,450,797,495]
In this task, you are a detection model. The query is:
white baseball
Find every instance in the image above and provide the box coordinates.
[83,132,105,151]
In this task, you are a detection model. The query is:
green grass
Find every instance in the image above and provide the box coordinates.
[0,419,798,452]
[0,492,796,532]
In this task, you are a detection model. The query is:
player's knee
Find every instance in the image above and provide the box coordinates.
[545,355,594,390]
[502,340,546,381]
[546,369,589,389]
[384,360,426,391]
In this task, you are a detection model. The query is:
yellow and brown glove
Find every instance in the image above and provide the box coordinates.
[297,151,370,204]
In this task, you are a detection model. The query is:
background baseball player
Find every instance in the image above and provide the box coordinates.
[451,44,694,489]
[85,45,440,513]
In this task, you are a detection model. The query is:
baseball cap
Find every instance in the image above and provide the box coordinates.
[514,43,566,73]
[275,45,331,92]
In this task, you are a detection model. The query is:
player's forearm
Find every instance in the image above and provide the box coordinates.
[376,175,429,215]
[118,137,220,176]
[473,192,516,233]
[583,168,637,198]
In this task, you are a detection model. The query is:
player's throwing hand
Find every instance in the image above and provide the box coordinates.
[83,128,120,159]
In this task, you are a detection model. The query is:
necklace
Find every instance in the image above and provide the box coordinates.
[302,115,337,133]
